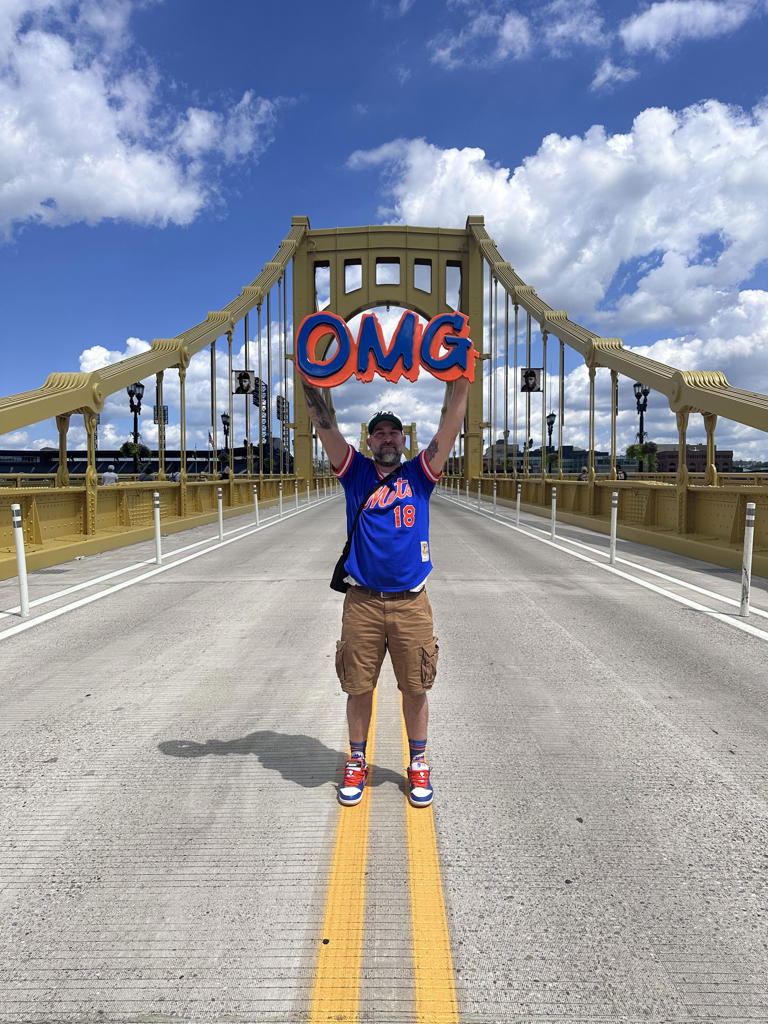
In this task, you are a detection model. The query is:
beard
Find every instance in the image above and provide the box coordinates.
[374,445,402,466]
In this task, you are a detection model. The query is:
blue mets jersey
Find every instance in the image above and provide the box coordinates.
[334,445,441,591]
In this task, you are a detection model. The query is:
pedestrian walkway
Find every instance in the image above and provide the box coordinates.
[1,495,767,1023]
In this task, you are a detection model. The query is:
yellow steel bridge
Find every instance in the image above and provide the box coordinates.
[1,216,767,579]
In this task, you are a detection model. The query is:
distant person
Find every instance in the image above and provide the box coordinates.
[616,467,627,480]
[139,465,155,481]
[101,465,118,485]
[580,466,588,481]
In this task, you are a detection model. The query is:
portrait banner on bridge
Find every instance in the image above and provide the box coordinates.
[294,309,479,388]
[232,369,256,395]
[520,367,542,393]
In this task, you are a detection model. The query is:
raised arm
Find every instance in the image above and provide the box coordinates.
[301,382,350,471]
[423,377,470,477]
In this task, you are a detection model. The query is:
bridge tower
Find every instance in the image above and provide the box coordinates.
[290,215,486,482]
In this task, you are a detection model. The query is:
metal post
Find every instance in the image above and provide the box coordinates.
[306,481,311,506]
[217,487,224,541]
[493,480,497,515]
[295,480,299,512]
[477,481,481,510]
[465,481,469,505]
[253,484,260,526]
[10,504,29,617]
[609,491,618,565]
[516,483,521,526]
[740,502,756,617]
[324,478,328,499]
[279,481,283,518]
[153,491,162,565]
[550,486,557,540]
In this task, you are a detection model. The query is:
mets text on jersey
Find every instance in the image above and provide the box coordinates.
[295,309,478,387]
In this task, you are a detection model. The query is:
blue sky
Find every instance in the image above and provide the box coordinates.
[3,0,768,460]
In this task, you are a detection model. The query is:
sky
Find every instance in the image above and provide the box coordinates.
[3,0,768,462]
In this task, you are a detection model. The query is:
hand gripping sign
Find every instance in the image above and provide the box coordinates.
[295,309,478,387]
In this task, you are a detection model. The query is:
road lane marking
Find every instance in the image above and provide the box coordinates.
[309,691,377,1024]
[401,717,459,1024]
[0,495,340,639]
[439,494,768,645]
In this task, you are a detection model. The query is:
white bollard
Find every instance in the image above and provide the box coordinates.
[493,481,497,516]
[295,481,299,512]
[550,487,557,540]
[306,481,311,506]
[324,478,328,498]
[217,488,224,541]
[465,481,469,505]
[153,491,162,565]
[609,491,618,565]
[217,489,225,544]
[740,502,756,617]
[253,484,260,526]
[279,481,283,518]
[10,504,29,617]
[516,483,522,526]
[477,481,481,510]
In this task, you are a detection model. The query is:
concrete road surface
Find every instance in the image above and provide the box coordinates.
[0,492,766,1023]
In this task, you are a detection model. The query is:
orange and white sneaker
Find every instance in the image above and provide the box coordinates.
[407,760,433,807]
[338,758,369,806]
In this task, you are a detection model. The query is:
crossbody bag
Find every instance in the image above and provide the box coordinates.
[330,467,400,593]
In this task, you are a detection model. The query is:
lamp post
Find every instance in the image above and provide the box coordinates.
[221,412,230,476]
[546,411,556,473]
[633,382,650,473]
[126,381,145,473]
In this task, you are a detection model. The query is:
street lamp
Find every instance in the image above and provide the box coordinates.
[546,411,556,473]
[126,381,145,473]
[633,381,650,472]
[221,412,230,474]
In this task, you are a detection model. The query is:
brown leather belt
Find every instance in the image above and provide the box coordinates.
[354,586,422,601]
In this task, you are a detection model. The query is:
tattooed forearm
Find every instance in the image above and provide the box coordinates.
[303,384,333,430]
[425,437,439,464]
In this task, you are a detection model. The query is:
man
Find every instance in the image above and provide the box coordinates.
[101,464,118,484]
[234,370,254,394]
[301,377,469,808]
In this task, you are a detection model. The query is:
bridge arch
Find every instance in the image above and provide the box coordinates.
[1,213,767,577]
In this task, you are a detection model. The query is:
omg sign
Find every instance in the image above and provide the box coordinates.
[295,309,478,387]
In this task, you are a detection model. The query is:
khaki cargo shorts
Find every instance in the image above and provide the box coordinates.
[335,587,439,696]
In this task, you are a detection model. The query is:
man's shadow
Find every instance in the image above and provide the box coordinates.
[158,731,406,793]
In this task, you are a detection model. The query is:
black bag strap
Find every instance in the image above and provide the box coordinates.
[341,466,400,557]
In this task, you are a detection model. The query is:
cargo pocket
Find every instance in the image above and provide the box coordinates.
[335,640,347,686]
[420,637,439,690]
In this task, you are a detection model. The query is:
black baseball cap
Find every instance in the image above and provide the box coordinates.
[367,411,403,434]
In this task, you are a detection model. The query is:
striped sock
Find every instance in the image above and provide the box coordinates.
[409,738,427,764]
[350,741,367,763]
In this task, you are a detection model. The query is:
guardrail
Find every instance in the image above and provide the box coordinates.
[442,474,768,578]
[0,475,326,581]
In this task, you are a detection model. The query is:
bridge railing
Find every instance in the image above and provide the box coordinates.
[464,220,768,575]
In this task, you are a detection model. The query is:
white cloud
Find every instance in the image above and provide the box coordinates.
[347,99,768,448]
[541,0,606,52]
[591,58,638,92]
[620,0,759,56]
[0,1,282,238]
[429,0,609,68]
[79,338,152,373]
[429,5,532,69]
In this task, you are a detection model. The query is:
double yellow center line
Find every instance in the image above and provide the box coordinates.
[309,691,459,1023]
